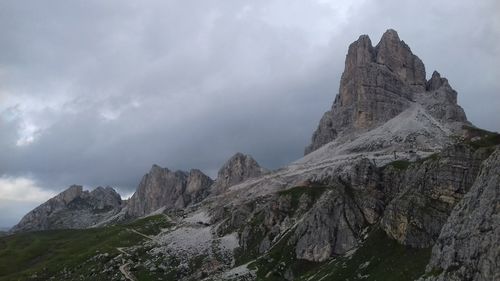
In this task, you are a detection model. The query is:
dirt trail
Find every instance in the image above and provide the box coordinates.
[129,228,155,240]
[116,228,154,281]
[116,247,129,256]
[119,262,137,281]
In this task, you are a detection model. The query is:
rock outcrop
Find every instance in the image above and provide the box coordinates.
[212,153,266,194]
[291,187,366,262]
[126,165,213,217]
[418,70,468,124]
[212,156,385,268]
[305,29,467,154]
[380,144,490,247]
[10,185,122,232]
[186,169,214,205]
[419,148,500,281]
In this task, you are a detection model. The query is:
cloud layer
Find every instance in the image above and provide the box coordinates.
[0,0,499,226]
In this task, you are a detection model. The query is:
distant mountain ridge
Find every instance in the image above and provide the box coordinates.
[10,185,122,232]
[10,152,267,232]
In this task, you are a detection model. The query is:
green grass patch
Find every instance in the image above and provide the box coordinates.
[422,153,440,162]
[423,266,444,278]
[386,160,411,170]
[135,270,158,281]
[125,214,172,236]
[0,215,170,281]
[385,153,441,172]
[463,125,495,137]
[468,133,500,149]
[233,212,266,266]
[463,125,500,149]
[278,185,330,210]
[189,254,208,271]
[248,230,323,281]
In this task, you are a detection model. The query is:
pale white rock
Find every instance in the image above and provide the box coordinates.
[212,152,267,194]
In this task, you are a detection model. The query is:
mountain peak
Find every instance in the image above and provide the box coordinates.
[212,152,266,194]
[426,70,448,91]
[10,185,122,233]
[343,35,375,75]
[58,185,83,204]
[375,29,426,91]
[305,29,468,155]
[380,28,400,42]
[431,70,441,78]
[126,165,213,217]
[150,164,169,173]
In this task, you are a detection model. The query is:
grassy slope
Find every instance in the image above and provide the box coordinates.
[0,199,433,281]
[277,185,330,210]
[0,215,170,281]
[462,126,500,156]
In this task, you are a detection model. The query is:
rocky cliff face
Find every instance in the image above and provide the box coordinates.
[290,187,367,262]
[212,152,266,194]
[419,148,500,281]
[380,144,490,247]
[126,165,213,217]
[10,185,122,232]
[125,153,263,218]
[305,29,467,154]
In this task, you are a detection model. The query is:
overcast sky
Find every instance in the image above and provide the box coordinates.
[0,0,499,228]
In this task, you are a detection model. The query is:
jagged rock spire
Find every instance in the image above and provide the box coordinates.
[305,29,467,155]
[212,152,266,194]
[375,29,427,91]
[426,70,447,91]
[126,165,213,217]
[10,185,122,232]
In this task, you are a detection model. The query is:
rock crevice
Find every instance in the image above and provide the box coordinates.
[419,148,500,281]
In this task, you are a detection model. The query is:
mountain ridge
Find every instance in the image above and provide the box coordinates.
[10,185,123,233]
[4,29,499,281]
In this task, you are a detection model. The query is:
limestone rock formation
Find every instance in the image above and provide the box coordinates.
[418,70,468,124]
[419,148,500,281]
[380,144,490,247]
[305,29,467,154]
[212,153,266,194]
[126,165,213,217]
[291,188,366,262]
[10,185,122,232]
[212,156,385,268]
[186,169,214,205]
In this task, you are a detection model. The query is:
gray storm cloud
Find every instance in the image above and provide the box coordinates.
[0,0,499,226]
